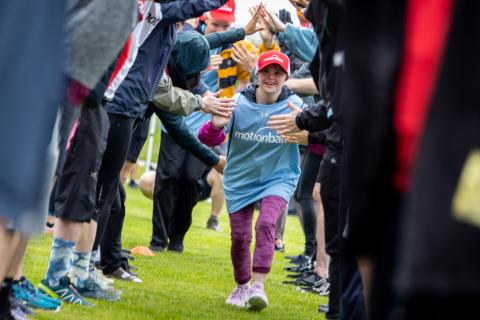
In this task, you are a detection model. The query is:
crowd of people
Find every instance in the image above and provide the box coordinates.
[1,0,479,319]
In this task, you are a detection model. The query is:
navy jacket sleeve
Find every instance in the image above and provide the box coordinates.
[308,131,326,144]
[159,0,228,26]
[205,28,245,49]
[295,101,333,132]
[156,109,220,166]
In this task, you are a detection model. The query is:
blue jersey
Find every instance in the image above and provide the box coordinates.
[223,91,304,213]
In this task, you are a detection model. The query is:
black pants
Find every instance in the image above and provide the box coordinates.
[319,156,340,319]
[93,113,135,271]
[150,132,209,248]
[99,183,126,274]
[294,150,322,256]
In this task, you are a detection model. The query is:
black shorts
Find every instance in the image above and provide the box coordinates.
[197,173,212,202]
[126,116,150,163]
[55,105,109,223]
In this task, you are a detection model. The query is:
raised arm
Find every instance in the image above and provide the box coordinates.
[158,0,228,26]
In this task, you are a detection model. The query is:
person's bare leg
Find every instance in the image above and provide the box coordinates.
[207,169,224,219]
[12,237,29,280]
[119,160,135,185]
[206,169,224,231]
[252,272,267,284]
[129,163,138,182]
[76,221,96,253]
[0,225,23,284]
[54,219,83,243]
[139,171,155,200]
[313,183,329,278]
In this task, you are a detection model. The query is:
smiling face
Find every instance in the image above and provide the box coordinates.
[257,64,288,95]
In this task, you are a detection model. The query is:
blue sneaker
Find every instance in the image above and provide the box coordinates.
[38,277,94,307]
[22,278,61,307]
[12,282,58,311]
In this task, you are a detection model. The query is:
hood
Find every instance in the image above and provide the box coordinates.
[171,31,210,77]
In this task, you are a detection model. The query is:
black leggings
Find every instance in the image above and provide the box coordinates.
[93,113,135,253]
[294,150,322,256]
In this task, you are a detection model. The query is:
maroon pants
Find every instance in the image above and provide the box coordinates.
[229,195,287,284]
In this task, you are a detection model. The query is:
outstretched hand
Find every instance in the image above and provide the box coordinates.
[281,130,309,145]
[243,6,264,35]
[259,5,286,33]
[201,91,236,117]
[268,102,302,135]
[249,3,274,48]
[232,42,257,73]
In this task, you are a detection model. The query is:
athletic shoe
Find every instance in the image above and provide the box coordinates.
[9,307,28,320]
[206,216,221,231]
[9,296,34,319]
[274,242,285,252]
[20,278,61,307]
[91,269,115,290]
[149,244,166,253]
[128,180,138,189]
[0,310,15,320]
[312,278,330,296]
[247,282,268,311]
[106,267,142,284]
[12,281,59,311]
[167,241,184,253]
[225,284,250,308]
[38,277,94,306]
[76,277,121,302]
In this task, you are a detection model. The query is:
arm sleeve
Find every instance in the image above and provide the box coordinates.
[152,75,201,116]
[295,101,333,132]
[155,109,220,166]
[206,28,246,50]
[198,121,227,147]
[276,24,319,63]
[258,41,280,54]
[308,131,326,145]
[159,0,228,26]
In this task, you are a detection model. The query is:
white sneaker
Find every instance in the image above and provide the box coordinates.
[225,283,250,308]
[247,282,268,311]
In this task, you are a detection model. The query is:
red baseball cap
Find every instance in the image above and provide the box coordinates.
[257,51,290,76]
[210,0,236,23]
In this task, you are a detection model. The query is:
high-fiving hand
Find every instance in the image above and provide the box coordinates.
[268,102,302,135]
[201,90,236,117]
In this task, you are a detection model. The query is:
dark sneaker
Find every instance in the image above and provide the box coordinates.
[38,277,94,306]
[76,277,121,302]
[206,216,221,231]
[0,310,15,320]
[312,278,330,296]
[128,180,138,189]
[149,243,167,252]
[167,241,184,253]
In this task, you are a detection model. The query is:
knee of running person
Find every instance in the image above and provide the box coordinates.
[230,227,252,244]
[255,218,276,235]
[207,168,222,183]
[139,171,155,200]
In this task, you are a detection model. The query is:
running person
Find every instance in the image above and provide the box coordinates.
[198,51,303,311]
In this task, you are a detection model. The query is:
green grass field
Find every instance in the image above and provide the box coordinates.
[24,119,326,319]
[25,189,326,319]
